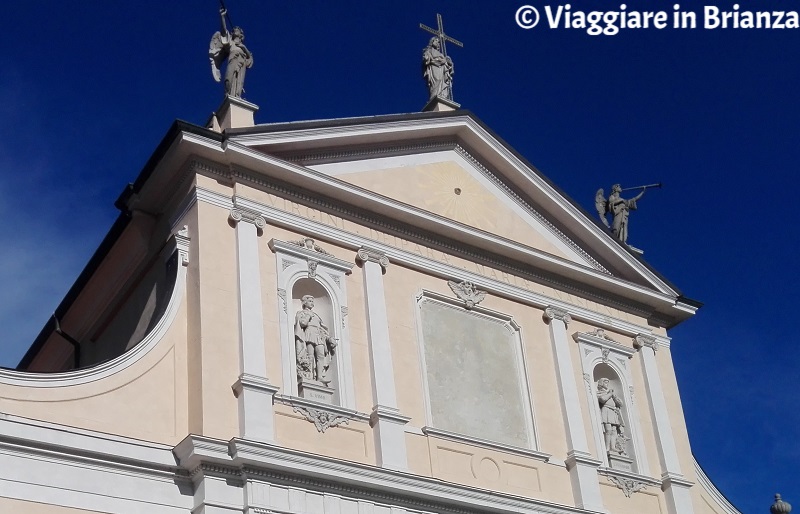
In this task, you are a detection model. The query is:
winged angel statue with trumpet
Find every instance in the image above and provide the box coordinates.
[209,7,253,98]
[595,183,660,244]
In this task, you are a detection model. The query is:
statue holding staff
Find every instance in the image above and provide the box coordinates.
[209,6,253,98]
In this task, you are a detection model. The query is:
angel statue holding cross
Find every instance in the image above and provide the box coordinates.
[209,7,253,98]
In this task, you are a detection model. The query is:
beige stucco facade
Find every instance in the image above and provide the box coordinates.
[0,106,739,514]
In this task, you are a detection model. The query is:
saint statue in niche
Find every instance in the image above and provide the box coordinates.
[596,378,628,456]
[294,295,337,385]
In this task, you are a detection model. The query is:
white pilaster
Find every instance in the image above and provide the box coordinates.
[634,334,695,514]
[231,208,279,442]
[544,307,605,513]
[357,247,409,471]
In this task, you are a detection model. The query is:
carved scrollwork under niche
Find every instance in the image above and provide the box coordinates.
[447,280,487,309]
[293,405,349,433]
[290,236,330,255]
[606,475,647,498]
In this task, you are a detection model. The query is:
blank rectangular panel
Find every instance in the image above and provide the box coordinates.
[420,301,529,448]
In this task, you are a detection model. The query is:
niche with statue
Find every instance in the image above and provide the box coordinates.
[269,237,355,408]
[593,363,637,472]
[292,279,339,403]
[573,329,650,476]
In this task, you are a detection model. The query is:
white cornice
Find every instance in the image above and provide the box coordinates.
[226,116,678,296]
[693,457,742,514]
[191,188,658,336]
[174,436,602,514]
[217,144,679,314]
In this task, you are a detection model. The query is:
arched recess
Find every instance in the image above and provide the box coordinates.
[269,237,355,408]
[0,228,190,388]
[573,329,650,476]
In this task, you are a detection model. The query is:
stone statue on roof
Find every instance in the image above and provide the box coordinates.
[595,183,661,245]
[209,7,253,98]
[420,14,463,103]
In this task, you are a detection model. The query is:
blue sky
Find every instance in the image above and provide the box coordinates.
[1,1,797,512]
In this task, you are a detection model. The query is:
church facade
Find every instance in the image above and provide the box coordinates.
[0,95,740,514]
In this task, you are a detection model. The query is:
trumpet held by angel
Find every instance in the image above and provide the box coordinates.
[209,7,253,98]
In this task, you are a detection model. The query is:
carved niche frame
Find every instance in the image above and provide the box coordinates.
[572,329,651,477]
[414,290,545,458]
[269,237,356,408]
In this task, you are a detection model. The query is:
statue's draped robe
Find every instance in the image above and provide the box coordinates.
[225,40,252,98]
[608,193,637,243]
[422,47,450,100]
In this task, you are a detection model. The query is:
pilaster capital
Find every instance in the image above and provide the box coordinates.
[544,306,572,326]
[634,334,658,352]
[356,246,390,271]
[229,207,266,230]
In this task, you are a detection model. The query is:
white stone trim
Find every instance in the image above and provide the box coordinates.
[544,308,605,513]
[269,237,355,408]
[414,291,540,452]
[633,335,695,514]
[174,435,609,514]
[219,142,680,312]
[693,457,742,514]
[226,115,677,295]
[0,414,190,513]
[358,246,408,471]
[211,189,667,341]
[0,228,190,387]
[421,427,550,462]
[573,331,651,476]
[231,206,277,442]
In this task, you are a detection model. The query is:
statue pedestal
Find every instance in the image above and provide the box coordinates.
[608,453,634,472]
[423,95,460,112]
[298,378,335,405]
[210,95,259,131]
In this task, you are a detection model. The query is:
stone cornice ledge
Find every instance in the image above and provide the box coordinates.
[269,238,355,273]
[572,330,636,358]
[274,394,370,423]
[565,450,602,470]
[175,435,600,514]
[422,427,551,463]
[661,471,695,488]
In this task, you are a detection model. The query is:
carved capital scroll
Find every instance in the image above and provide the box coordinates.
[544,306,572,326]
[229,208,266,229]
[356,246,390,271]
[633,334,658,352]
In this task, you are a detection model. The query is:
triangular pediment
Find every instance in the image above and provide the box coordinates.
[307,148,601,272]
[159,111,697,326]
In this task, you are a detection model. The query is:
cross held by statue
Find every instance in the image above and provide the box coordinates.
[419,13,463,58]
